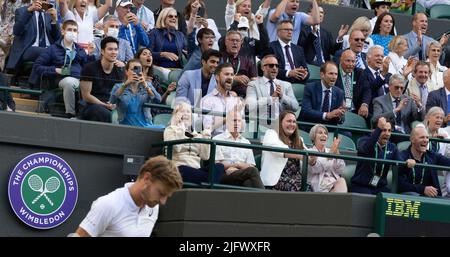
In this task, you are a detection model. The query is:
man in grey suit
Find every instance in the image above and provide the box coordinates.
[175,49,220,108]
[403,13,449,61]
[372,74,424,136]
[246,54,299,124]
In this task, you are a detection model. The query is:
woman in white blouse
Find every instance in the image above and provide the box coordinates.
[60,0,112,47]
[421,107,450,198]
[387,35,414,77]
[426,41,448,89]
[307,124,347,193]
[163,102,225,184]
[260,110,309,191]
[224,0,270,40]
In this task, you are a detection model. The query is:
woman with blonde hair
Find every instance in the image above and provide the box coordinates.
[224,0,271,40]
[387,35,415,77]
[148,7,187,69]
[426,41,448,89]
[307,124,347,192]
[342,16,374,53]
[163,101,225,184]
[260,110,310,191]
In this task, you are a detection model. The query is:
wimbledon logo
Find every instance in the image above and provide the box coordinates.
[8,153,78,229]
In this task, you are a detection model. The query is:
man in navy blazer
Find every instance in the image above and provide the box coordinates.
[333,30,368,70]
[299,61,345,126]
[6,1,60,71]
[175,49,219,108]
[426,69,450,125]
[297,5,346,65]
[398,126,450,197]
[269,20,309,84]
[335,50,371,120]
[364,45,391,100]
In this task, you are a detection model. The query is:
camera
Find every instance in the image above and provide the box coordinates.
[132,66,142,76]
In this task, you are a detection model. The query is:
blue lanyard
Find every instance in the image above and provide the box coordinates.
[125,24,136,54]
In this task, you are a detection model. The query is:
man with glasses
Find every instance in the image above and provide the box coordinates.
[246,54,299,124]
[373,74,424,138]
[334,30,368,70]
[269,20,309,84]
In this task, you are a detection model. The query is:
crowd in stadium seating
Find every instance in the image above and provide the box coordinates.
[0,0,450,198]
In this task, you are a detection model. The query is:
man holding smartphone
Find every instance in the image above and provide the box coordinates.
[6,0,60,71]
[115,0,149,55]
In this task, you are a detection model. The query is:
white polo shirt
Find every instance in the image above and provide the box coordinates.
[79,182,158,237]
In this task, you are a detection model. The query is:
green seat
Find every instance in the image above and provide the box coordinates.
[326,133,356,152]
[307,64,321,82]
[343,112,368,129]
[153,113,172,126]
[292,83,305,105]
[152,67,169,88]
[397,141,411,151]
[430,4,450,19]
[168,69,182,84]
[414,3,427,14]
[254,154,262,171]
[343,164,356,186]
[411,120,423,129]
[299,129,313,147]
[165,92,176,107]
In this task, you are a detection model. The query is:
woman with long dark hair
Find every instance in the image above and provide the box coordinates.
[370,12,395,56]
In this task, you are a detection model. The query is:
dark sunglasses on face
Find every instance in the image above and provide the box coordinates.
[167,14,178,19]
[353,38,365,42]
[264,64,279,68]
[393,86,405,90]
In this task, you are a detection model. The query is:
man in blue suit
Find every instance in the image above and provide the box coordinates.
[269,20,309,84]
[334,30,368,70]
[402,13,448,61]
[426,69,450,125]
[175,49,220,108]
[364,45,391,100]
[299,61,345,126]
[6,0,60,71]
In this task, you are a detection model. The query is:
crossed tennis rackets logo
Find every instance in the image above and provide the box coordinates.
[27,175,61,206]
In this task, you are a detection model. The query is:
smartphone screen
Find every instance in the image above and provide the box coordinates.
[197,6,205,17]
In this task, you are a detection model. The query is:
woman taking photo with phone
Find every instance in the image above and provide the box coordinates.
[109,58,164,128]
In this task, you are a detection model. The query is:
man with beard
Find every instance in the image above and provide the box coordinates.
[350,117,400,195]
[299,61,345,126]
[403,12,449,61]
[73,156,182,237]
[398,125,450,197]
[176,49,220,108]
[201,63,242,136]
[246,54,299,125]
[79,37,125,122]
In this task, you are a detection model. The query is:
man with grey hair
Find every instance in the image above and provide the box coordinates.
[364,45,391,99]
[426,69,450,125]
[91,15,133,64]
[246,54,299,124]
[373,74,424,137]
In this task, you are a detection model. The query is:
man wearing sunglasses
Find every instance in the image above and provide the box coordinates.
[246,54,299,124]
[372,74,424,141]
[334,30,368,70]
[116,0,149,55]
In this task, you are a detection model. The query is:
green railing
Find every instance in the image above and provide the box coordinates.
[152,138,450,193]
[145,102,450,145]
[0,86,43,95]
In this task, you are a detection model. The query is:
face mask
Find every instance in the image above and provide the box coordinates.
[64,31,78,42]
[107,28,119,38]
